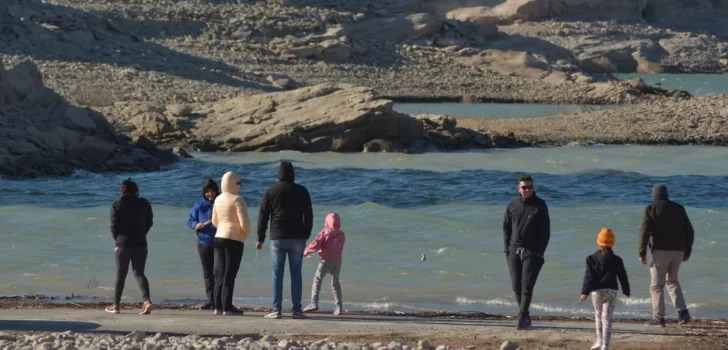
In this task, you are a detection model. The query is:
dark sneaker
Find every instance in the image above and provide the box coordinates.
[516,316,527,330]
[678,310,692,325]
[303,303,319,313]
[199,302,214,310]
[645,317,666,327]
[264,310,282,319]
[524,315,533,329]
[223,307,244,316]
[292,311,307,319]
[105,304,120,314]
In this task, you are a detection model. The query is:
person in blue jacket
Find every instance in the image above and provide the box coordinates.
[188,178,220,310]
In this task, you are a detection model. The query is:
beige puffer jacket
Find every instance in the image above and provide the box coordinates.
[212,171,251,243]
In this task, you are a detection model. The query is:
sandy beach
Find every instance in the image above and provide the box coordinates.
[1,306,727,350]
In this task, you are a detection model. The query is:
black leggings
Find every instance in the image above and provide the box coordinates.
[213,238,244,311]
[114,246,151,305]
[198,243,215,305]
[506,246,544,316]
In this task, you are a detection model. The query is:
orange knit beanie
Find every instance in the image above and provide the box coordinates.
[597,228,615,248]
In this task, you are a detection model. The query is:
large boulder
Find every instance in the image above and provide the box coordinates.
[193,84,424,152]
[0,60,66,108]
[161,84,495,153]
[445,0,551,25]
[349,13,444,43]
[0,60,177,178]
[436,0,724,24]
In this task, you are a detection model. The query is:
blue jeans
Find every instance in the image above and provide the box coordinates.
[270,239,306,312]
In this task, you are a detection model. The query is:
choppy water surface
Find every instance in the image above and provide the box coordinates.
[1,146,727,318]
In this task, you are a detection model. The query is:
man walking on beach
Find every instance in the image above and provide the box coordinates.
[503,175,550,330]
[257,161,314,319]
[639,184,694,326]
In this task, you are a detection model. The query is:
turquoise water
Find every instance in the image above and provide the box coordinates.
[615,73,728,97]
[393,103,618,119]
[394,74,727,119]
[1,146,727,318]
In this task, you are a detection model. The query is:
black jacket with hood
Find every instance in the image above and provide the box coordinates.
[581,251,631,296]
[638,184,695,258]
[257,161,314,242]
[503,193,551,255]
[110,194,154,248]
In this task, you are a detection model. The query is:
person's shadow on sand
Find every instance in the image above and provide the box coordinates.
[0,319,101,332]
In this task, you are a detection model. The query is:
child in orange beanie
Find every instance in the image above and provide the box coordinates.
[580,228,631,350]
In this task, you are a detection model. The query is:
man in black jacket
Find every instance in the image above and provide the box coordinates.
[257,161,314,319]
[503,175,550,330]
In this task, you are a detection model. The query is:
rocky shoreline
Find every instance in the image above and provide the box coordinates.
[464,94,728,147]
[0,60,178,178]
[1,0,724,107]
[0,305,726,350]
[2,0,728,178]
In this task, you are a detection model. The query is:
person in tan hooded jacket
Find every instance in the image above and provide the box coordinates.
[211,171,251,315]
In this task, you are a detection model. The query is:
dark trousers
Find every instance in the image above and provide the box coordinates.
[507,246,544,316]
[213,238,244,311]
[197,242,215,305]
[114,246,151,306]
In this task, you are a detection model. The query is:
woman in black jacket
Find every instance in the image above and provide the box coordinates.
[579,228,631,350]
[106,178,154,315]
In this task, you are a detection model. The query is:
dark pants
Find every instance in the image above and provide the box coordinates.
[114,246,151,306]
[507,246,544,316]
[213,238,244,311]
[197,242,215,305]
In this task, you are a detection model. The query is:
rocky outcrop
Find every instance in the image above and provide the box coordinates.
[103,84,505,153]
[350,13,444,43]
[0,60,177,178]
[432,0,728,24]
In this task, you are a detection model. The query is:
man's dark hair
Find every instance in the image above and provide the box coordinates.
[121,177,139,196]
[518,175,533,183]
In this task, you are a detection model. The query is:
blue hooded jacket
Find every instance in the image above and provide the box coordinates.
[188,179,219,246]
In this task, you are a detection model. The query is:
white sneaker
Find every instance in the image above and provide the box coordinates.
[590,342,602,350]
[264,311,282,319]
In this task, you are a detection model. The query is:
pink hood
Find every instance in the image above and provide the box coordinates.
[304,212,346,260]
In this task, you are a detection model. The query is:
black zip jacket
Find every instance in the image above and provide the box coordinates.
[581,252,631,296]
[110,195,153,247]
[503,194,550,255]
[257,162,314,242]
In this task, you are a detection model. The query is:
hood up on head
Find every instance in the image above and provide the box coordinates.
[324,212,341,230]
[201,178,220,199]
[652,184,668,201]
[277,161,295,182]
[221,171,241,194]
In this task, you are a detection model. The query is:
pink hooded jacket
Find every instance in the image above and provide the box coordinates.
[304,212,345,260]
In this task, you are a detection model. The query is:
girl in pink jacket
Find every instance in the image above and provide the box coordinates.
[303,212,346,315]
